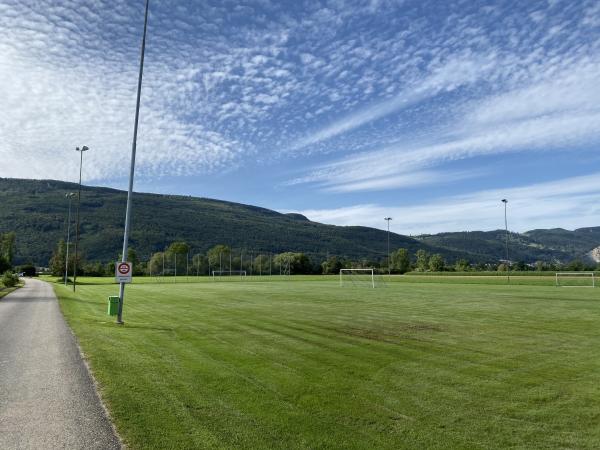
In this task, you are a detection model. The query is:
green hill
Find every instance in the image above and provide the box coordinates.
[416,228,599,265]
[2,178,597,267]
[0,178,463,266]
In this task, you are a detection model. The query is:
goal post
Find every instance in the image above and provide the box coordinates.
[555,272,596,287]
[212,270,247,280]
[340,268,375,288]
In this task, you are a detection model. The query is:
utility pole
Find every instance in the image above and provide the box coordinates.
[117,0,150,324]
[501,199,510,284]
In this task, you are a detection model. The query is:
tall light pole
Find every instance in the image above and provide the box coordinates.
[501,199,510,284]
[384,217,392,275]
[64,192,76,286]
[117,0,150,324]
[73,145,90,291]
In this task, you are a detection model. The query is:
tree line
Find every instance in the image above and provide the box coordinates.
[47,239,600,278]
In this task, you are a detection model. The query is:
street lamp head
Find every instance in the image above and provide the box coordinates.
[65,192,75,198]
[76,146,90,152]
[501,199,508,203]
[384,217,392,221]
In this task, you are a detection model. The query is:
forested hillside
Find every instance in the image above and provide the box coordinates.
[1,178,597,266]
[0,178,463,265]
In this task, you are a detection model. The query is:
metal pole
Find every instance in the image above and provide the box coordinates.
[384,217,392,276]
[502,199,510,285]
[64,193,74,285]
[73,146,88,291]
[117,0,150,324]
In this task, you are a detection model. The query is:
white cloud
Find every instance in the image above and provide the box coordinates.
[293,172,600,234]
[291,58,600,193]
[289,52,497,151]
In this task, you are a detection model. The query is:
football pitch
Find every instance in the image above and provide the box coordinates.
[52,276,600,449]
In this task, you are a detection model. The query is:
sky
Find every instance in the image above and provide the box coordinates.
[1,0,600,235]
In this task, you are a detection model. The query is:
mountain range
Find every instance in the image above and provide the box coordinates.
[1,178,598,266]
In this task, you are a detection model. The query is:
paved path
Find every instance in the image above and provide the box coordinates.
[0,278,121,449]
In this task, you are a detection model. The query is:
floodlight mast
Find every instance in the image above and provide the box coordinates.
[501,199,510,284]
[64,192,76,286]
[73,146,89,292]
[117,0,150,325]
[384,217,392,275]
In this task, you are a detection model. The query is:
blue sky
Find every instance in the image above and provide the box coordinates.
[1,0,600,234]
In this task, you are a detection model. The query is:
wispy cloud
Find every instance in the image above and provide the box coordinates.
[293,172,600,234]
[291,57,600,192]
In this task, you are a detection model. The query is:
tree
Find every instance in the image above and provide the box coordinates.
[415,249,429,272]
[254,254,270,275]
[1,232,16,268]
[429,253,445,272]
[167,241,189,255]
[390,248,410,274]
[321,256,343,274]
[49,240,66,276]
[567,259,585,271]
[2,271,18,288]
[191,253,208,275]
[148,252,164,275]
[454,259,470,272]
[207,245,230,270]
[17,264,37,277]
[274,252,313,274]
[0,254,10,274]
[127,248,139,266]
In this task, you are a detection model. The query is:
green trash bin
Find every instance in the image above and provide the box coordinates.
[107,296,120,316]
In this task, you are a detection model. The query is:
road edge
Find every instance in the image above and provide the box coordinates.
[49,281,127,450]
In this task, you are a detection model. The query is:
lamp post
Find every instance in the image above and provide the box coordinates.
[501,199,510,284]
[384,217,392,275]
[64,192,76,286]
[73,145,89,291]
[117,0,150,324]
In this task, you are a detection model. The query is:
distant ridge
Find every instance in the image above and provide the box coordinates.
[1,178,598,266]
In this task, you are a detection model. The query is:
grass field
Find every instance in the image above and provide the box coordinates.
[51,276,600,449]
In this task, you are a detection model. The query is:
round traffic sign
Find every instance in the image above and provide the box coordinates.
[118,262,131,275]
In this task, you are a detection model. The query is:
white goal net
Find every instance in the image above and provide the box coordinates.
[340,268,375,288]
[212,270,247,279]
[555,272,596,287]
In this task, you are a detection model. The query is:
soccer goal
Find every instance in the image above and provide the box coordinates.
[555,272,596,287]
[340,268,375,288]
[212,270,247,280]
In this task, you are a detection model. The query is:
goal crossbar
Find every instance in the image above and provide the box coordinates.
[339,268,375,288]
[212,270,247,277]
[555,272,595,287]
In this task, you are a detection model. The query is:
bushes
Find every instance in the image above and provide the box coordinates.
[1,271,19,288]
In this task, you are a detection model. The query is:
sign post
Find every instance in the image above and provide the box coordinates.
[115,261,133,284]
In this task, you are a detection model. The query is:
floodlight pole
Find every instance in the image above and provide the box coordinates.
[73,146,89,291]
[64,193,75,285]
[501,199,510,284]
[117,0,150,324]
[384,217,392,275]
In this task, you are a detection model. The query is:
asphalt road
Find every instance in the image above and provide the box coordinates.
[0,278,121,449]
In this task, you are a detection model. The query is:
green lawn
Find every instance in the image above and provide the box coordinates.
[52,276,600,449]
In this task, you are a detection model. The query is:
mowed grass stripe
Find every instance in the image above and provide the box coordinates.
[52,277,600,449]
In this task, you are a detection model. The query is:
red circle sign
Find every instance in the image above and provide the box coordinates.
[118,263,131,275]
